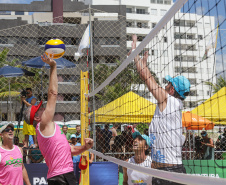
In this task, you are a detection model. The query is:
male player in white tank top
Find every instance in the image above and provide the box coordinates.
[123,132,152,185]
[131,35,190,185]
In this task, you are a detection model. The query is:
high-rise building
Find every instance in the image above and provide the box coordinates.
[82,0,216,109]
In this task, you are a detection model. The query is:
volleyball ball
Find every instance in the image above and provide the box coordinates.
[45,39,65,59]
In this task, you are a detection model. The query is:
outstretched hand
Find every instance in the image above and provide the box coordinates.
[84,138,94,150]
[41,54,56,67]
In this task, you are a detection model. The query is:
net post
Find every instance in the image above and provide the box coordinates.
[80,70,90,185]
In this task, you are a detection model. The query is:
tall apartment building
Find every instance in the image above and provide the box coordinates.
[81,0,216,110]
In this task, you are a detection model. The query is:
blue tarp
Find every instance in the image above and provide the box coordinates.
[24,162,118,185]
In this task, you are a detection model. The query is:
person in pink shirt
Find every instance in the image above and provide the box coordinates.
[0,123,31,185]
[23,54,93,185]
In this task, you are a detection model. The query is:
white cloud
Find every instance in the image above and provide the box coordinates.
[196,6,206,15]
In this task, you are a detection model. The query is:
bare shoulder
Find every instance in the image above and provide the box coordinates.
[39,121,55,137]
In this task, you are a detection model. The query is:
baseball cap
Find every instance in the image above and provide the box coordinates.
[132,131,150,146]
[201,131,207,137]
[165,75,190,99]
[70,134,76,139]
[30,101,43,125]
[0,123,14,133]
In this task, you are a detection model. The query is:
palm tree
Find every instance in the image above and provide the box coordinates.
[205,75,226,93]
[90,60,159,105]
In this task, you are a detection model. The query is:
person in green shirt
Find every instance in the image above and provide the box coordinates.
[62,125,71,141]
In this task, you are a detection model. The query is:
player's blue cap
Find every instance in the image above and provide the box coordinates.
[132,131,150,146]
[70,134,76,139]
[165,75,190,99]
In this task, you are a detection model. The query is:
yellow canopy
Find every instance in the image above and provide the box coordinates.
[0,91,20,98]
[191,87,226,125]
[93,91,156,123]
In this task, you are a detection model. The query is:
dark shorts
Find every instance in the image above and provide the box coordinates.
[47,171,77,185]
[152,165,186,185]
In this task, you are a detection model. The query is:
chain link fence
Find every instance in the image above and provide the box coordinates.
[0,6,225,164]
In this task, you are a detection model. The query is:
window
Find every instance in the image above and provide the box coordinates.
[175,67,197,73]
[151,50,158,56]
[126,22,132,27]
[126,8,132,13]
[152,23,156,28]
[151,0,156,3]
[198,35,203,40]
[127,35,132,41]
[190,102,197,107]
[160,9,167,16]
[151,9,157,15]
[190,90,197,96]
[15,11,24,15]
[207,91,210,96]
[164,37,167,43]
[136,9,145,14]
[164,0,171,4]
[189,79,197,85]
[0,37,8,44]
[137,22,148,28]
[157,0,164,4]
[137,36,145,41]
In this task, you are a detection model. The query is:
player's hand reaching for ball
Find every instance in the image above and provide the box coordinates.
[41,54,56,67]
[84,138,94,150]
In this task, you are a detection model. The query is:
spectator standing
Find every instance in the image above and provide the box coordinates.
[62,125,71,141]
[0,123,31,185]
[70,134,81,163]
[201,131,214,160]
[110,124,119,150]
[101,125,112,153]
[75,125,81,136]
[123,132,152,185]
[21,88,37,148]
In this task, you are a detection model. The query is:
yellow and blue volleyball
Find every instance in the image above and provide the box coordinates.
[45,39,65,59]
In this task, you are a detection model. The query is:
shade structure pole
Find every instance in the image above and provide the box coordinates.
[8,79,12,122]
[89,4,96,161]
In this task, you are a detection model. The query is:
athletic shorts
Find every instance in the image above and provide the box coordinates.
[23,121,36,135]
[47,171,77,185]
[152,165,186,185]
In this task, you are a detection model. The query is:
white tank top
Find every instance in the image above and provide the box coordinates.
[149,95,184,165]
[127,156,152,185]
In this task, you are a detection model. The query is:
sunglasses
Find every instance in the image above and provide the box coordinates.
[3,127,14,132]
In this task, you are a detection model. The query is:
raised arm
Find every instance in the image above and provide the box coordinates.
[39,54,57,134]
[130,35,168,111]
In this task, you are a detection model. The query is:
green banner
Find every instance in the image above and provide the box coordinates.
[183,160,226,178]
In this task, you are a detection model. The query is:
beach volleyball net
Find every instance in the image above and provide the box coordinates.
[86,0,226,184]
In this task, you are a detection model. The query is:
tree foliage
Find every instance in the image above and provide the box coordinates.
[205,75,226,93]
[0,48,43,100]
[90,59,159,105]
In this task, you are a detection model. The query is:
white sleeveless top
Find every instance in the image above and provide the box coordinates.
[127,156,152,185]
[149,95,184,165]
